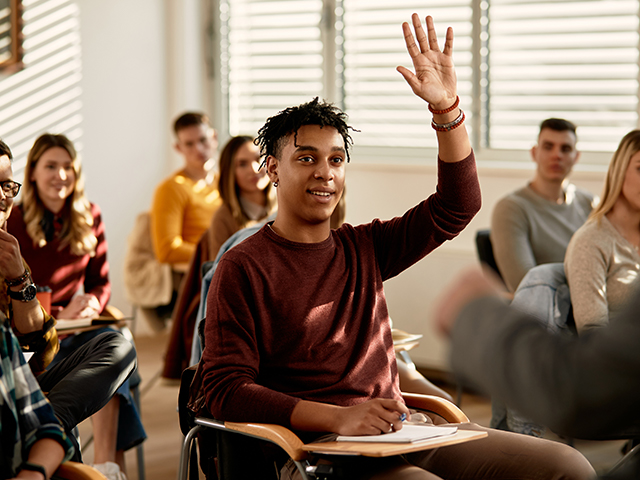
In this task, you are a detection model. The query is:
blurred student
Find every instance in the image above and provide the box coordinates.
[0,138,135,480]
[565,129,640,333]
[7,134,144,480]
[491,119,594,292]
[150,112,221,270]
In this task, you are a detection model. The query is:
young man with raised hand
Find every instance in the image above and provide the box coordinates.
[199,14,595,480]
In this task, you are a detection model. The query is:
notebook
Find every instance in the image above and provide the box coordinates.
[337,424,457,443]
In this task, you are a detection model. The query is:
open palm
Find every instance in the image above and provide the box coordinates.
[397,14,457,109]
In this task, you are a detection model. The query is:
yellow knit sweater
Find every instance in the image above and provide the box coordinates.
[150,171,221,265]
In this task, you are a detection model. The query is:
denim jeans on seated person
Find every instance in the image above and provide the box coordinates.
[491,262,572,437]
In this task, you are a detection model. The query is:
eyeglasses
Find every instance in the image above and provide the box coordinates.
[0,180,21,198]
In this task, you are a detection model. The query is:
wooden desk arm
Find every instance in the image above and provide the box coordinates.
[402,393,469,424]
[225,422,309,462]
[103,305,125,320]
[222,394,468,463]
[54,461,107,479]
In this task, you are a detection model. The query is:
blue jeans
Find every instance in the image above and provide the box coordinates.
[490,263,572,437]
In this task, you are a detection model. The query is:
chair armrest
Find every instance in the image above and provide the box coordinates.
[225,422,309,462]
[103,305,125,320]
[402,393,469,424]
[54,461,107,480]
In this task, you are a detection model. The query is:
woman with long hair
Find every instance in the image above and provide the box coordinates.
[206,135,276,257]
[8,133,145,480]
[565,129,640,333]
[161,135,276,380]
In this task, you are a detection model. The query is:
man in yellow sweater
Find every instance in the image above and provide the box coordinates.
[151,112,222,272]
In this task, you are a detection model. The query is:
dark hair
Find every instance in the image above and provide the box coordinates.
[539,118,577,137]
[255,97,356,163]
[0,139,12,160]
[173,112,212,136]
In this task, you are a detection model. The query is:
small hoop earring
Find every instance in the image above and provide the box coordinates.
[273,181,278,187]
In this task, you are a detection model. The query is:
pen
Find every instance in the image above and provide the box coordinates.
[399,413,407,422]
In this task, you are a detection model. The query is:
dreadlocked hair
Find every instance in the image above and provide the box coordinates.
[255,97,357,162]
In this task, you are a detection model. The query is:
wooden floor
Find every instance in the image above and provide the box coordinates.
[77,329,626,480]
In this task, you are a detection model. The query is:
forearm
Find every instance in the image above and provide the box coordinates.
[11,298,45,334]
[290,400,342,432]
[19,438,65,480]
[433,109,471,163]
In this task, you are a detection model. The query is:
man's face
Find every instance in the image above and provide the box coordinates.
[531,128,580,183]
[175,123,218,170]
[0,155,14,229]
[267,125,346,227]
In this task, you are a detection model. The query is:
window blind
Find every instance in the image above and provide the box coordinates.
[0,0,82,170]
[342,0,474,149]
[223,0,325,136]
[488,0,639,152]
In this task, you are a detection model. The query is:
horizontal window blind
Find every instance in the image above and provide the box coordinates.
[0,0,82,171]
[223,0,325,136]
[488,0,639,153]
[342,0,474,149]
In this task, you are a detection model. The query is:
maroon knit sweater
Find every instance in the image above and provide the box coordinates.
[201,153,481,428]
[8,203,111,316]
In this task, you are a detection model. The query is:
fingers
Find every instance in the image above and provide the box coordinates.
[412,13,430,53]
[442,27,454,56]
[423,15,439,52]
[401,21,419,59]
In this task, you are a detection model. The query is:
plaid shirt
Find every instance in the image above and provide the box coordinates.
[0,318,74,477]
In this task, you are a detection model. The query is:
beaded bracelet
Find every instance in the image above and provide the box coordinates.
[431,109,465,132]
[428,96,459,115]
[6,269,30,287]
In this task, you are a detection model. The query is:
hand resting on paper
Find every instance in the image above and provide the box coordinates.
[58,293,101,320]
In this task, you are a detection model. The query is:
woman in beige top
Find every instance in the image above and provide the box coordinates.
[206,136,276,258]
[565,130,640,333]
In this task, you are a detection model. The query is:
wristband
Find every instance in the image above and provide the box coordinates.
[431,109,465,132]
[18,461,47,480]
[6,269,30,287]
[428,96,459,115]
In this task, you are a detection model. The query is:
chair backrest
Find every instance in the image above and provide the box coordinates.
[475,229,503,281]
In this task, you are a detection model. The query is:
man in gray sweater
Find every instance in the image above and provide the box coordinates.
[491,118,594,293]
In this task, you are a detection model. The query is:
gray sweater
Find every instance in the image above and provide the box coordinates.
[565,216,640,333]
[491,184,594,292]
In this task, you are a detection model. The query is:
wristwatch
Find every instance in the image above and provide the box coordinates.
[18,461,47,479]
[7,272,37,302]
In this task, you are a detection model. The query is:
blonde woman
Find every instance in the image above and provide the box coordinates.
[565,130,640,333]
[205,135,275,258]
[8,133,145,480]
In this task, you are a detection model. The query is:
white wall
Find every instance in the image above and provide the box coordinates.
[77,0,169,328]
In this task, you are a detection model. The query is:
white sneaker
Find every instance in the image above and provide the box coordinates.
[92,462,127,480]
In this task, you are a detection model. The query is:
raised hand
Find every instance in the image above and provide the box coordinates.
[397,14,457,110]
